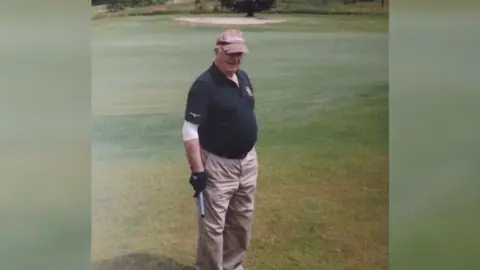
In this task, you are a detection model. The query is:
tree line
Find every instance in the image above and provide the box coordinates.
[92,0,277,16]
[92,0,385,17]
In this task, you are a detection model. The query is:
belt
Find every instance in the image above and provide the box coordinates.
[204,148,248,160]
[218,152,247,160]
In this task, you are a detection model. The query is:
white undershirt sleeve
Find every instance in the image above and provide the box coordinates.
[183,120,199,141]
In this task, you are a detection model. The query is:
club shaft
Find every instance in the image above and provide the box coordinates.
[198,192,205,218]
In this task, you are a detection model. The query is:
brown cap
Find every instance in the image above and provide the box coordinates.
[216,29,249,54]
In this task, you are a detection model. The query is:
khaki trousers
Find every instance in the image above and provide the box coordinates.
[195,148,258,270]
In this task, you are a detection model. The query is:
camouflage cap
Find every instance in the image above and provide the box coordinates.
[215,29,249,54]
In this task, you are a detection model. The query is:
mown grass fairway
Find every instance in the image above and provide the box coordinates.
[92,14,388,270]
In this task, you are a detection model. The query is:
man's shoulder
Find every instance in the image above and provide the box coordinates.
[197,69,214,83]
[190,70,214,90]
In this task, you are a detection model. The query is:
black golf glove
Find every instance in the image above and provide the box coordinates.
[189,171,207,198]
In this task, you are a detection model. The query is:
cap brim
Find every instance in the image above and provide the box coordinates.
[223,43,249,53]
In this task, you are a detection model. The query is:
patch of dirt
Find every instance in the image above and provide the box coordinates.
[149,4,167,12]
[174,16,287,25]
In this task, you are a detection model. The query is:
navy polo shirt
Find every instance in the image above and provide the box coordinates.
[184,63,258,159]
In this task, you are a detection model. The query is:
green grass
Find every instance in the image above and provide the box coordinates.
[92,14,388,270]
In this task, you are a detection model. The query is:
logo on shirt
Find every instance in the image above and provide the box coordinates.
[245,86,253,97]
[189,112,201,118]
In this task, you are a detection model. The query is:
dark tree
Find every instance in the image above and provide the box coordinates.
[219,0,277,17]
[92,0,111,5]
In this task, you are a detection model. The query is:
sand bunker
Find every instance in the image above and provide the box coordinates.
[174,16,287,25]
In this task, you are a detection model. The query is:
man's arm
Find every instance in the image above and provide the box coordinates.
[183,80,211,172]
[183,121,204,172]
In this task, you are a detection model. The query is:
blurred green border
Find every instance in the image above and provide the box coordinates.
[389,0,480,269]
[0,0,91,269]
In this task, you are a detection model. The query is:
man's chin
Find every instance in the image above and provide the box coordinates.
[227,65,239,72]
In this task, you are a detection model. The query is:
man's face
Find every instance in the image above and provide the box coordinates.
[216,49,243,75]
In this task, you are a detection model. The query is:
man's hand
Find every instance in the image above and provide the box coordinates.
[189,171,207,197]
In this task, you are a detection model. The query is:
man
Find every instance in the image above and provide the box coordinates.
[182,29,259,270]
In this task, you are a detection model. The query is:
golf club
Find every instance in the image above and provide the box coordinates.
[198,192,205,218]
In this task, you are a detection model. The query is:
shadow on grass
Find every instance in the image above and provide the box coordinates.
[93,253,194,270]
